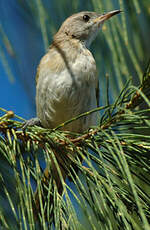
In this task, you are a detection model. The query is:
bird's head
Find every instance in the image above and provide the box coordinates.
[55,10,121,48]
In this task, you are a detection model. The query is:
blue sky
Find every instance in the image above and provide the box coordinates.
[0,1,45,119]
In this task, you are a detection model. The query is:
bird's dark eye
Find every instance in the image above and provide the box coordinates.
[83,15,90,22]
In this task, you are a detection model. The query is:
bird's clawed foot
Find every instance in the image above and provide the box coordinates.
[22,117,42,130]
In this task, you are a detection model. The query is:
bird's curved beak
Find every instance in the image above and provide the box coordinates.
[94,9,121,25]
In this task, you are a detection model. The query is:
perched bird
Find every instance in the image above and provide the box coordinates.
[24,10,121,219]
[24,10,121,133]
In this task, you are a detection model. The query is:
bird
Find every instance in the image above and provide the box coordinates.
[24,10,121,217]
[24,9,121,134]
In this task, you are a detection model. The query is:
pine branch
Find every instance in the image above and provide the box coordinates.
[1,84,150,229]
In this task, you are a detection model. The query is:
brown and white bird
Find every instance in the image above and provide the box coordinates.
[24,11,121,217]
[24,10,121,133]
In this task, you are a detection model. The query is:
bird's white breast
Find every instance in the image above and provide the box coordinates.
[36,44,98,133]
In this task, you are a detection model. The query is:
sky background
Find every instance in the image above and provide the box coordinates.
[0,1,43,118]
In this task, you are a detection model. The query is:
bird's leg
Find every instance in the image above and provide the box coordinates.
[22,117,42,129]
